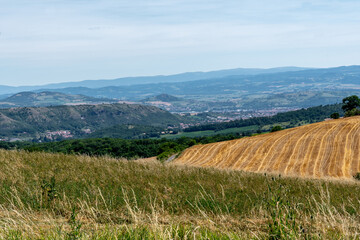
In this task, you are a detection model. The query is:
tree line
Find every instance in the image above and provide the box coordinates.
[0,134,246,161]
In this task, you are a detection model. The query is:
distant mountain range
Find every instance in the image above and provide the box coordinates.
[0,91,116,108]
[1,65,360,111]
[0,67,309,95]
[36,65,360,109]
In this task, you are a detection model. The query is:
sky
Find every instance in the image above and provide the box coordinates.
[0,0,360,86]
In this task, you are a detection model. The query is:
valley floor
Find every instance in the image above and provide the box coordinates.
[0,149,360,239]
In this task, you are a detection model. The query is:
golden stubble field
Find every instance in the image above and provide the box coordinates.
[175,116,360,179]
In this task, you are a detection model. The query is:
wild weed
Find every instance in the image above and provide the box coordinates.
[353,172,360,181]
[66,207,82,240]
[265,177,303,239]
[41,176,58,207]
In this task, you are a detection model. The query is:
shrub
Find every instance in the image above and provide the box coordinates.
[271,126,283,133]
[330,112,340,119]
[353,173,360,181]
[344,108,360,117]
[41,176,58,207]
[157,151,174,162]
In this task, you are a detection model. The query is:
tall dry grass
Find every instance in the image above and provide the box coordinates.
[0,149,360,239]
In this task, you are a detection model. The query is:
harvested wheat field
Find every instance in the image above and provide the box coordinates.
[175,116,360,179]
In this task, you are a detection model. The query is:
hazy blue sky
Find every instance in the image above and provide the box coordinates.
[0,0,360,86]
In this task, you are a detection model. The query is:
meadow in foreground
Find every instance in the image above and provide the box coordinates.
[0,149,360,239]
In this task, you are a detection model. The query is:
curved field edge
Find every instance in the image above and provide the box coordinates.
[0,149,360,238]
[175,116,360,179]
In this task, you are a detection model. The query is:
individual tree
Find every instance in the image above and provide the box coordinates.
[342,95,360,112]
[330,112,340,119]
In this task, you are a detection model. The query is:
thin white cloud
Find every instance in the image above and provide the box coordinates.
[0,0,359,85]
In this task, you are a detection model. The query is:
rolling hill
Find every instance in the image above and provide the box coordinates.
[142,94,181,102]
[0,91,116,108]
[0,103,181,140]
[175,116,360,179]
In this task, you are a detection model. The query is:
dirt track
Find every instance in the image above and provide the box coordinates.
[174,117,360,179]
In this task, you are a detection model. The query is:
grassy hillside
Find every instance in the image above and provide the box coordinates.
[176,116,360,179]
[0,103,181,139]
[0,149,360,239]
[0,91,116,108]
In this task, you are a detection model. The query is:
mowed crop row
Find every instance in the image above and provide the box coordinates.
[174,116,360,179]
